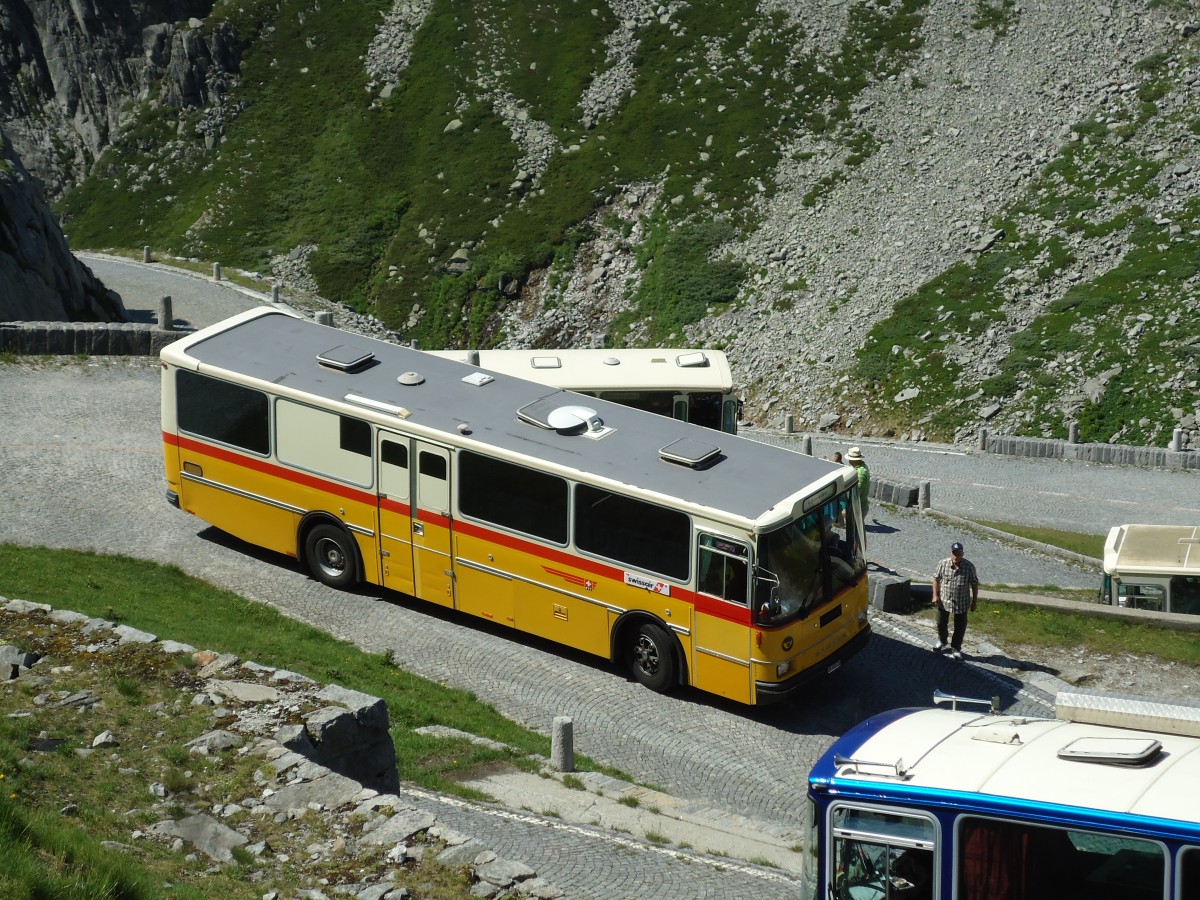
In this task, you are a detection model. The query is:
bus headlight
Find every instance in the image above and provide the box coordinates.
[776,660,791,678]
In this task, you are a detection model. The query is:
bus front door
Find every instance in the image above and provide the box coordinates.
[376,432,415,597]
[412,442,455,608]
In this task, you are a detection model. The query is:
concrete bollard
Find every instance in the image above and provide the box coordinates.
[158,295,174,331]
[1069,422,1079,444]
[919,480,931,510]
[802,434,813,456]
[213,262,222,281]
[315,311,334,327]
[978,428,988,452]
[271,284,280,303]
[1171,428,1184,452]
[784,413,794,434]
[143,245,151,263]
[551,715,575,772]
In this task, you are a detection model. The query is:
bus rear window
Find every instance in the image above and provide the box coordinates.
[177,370,269,455]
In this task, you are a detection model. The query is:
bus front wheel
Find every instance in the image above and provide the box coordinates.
[627,622,676,693]
[304,523,358,590]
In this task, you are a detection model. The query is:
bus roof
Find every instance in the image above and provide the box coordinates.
[422,347,734,393]
[1104,524,1200,575]
[164,308,844,530]
[811,698,1200,828]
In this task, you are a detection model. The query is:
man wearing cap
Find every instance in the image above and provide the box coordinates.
[932,541,979,660]
[846,446,869,517]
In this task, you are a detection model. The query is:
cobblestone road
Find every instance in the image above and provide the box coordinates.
[2,257,1194,896]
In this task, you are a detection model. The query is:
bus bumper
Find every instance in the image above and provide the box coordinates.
[166,489,180,509]
[754,625,871,704]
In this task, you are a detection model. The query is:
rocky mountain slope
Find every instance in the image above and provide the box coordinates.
[3,0,1198,445]
[0,134,125,322]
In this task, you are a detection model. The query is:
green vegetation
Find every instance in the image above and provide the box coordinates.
[854,44,1200,443]
[970,0,1020,39]
[0,544,616,792]
[57,0,928,348]
[912,600,1200,665]
[974,521,1106,559]
[0,542,658,895]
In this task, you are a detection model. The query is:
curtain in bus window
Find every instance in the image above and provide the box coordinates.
[959,818,1031,900]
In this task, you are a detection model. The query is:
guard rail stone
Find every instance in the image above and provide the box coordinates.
[0,321,192,356]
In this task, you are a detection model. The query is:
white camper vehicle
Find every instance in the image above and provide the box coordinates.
[1101,524,1200,616]
[423,348,740,433]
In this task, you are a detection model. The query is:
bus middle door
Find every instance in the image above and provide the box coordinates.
[376,432,415,597]
[412,442,455,608]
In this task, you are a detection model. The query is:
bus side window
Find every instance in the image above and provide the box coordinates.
[1182,846,1200,898]
[1169,576,1200,615]
[1120,582,1165,612]
[698,545,747,604]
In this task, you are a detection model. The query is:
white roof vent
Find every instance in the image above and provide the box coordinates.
[659,438,721,469]
[317,345,375,371]
[675,351,709,368]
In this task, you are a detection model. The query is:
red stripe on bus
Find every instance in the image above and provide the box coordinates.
[166,433,376,507]
[454,518,753,626]
[164,432,755,627]
[417,509,451,528]
[380,497,411,516]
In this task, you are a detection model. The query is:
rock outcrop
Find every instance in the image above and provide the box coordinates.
[0,0,233,199]
[1,596,562,898]
[0,133,126,322]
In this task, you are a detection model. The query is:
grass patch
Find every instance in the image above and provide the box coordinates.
[0,544,621,793]
[974,521,1105,559]
[0,542,666,894]
[910,600,1200,665]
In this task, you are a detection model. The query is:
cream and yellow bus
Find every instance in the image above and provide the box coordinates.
[160,307,869,705]
[425,347,740,433]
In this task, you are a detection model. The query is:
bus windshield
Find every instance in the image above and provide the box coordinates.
[754,486,865,626]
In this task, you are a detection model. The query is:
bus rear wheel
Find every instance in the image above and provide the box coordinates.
[627,622,676,693]
[304,523,358,590]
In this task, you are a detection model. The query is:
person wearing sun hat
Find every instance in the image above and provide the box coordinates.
[845,446,869,517]
[931,541,979,660]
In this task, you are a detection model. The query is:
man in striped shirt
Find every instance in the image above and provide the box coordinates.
[932,541,979,660]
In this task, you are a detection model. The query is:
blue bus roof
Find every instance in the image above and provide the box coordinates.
[810,702,1200,836]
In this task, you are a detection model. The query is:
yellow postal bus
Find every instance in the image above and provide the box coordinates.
[160,308,869,704]
[425,347,739,433]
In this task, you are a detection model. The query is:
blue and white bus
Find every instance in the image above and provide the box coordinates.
[802,690,1200,899]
